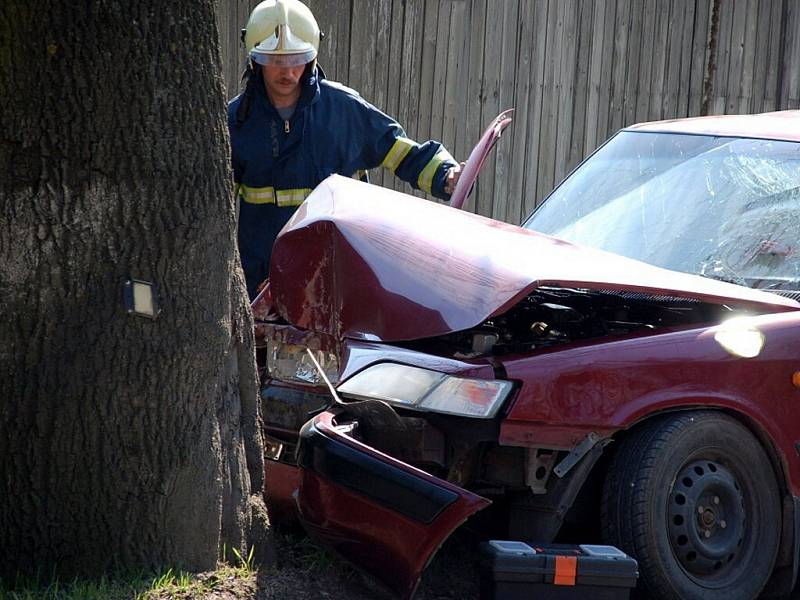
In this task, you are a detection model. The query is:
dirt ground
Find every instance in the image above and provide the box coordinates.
[254,528,480,600]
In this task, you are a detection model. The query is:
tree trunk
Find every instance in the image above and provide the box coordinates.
[0,0,265,577]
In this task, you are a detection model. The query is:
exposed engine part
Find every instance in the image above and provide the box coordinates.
[525,448,558,494]
[472,332,499,354]
[400,286,744,358]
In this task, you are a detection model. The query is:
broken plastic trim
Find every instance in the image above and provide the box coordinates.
[297,418,459,523]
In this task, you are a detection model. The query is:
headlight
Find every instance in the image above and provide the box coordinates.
[266,340,339,386]
[337,363,513,418]
[713,317,765,358]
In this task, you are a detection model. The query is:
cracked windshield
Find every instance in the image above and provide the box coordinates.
[525,131,800,292]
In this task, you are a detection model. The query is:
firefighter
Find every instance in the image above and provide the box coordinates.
[229,0,463,299]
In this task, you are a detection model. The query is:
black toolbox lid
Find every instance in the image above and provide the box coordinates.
[480,541,639,588]
[479,541,548,582]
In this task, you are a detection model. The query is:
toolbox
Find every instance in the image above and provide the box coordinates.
[478,541,639,600]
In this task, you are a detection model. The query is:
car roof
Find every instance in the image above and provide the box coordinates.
[624,110,800,143]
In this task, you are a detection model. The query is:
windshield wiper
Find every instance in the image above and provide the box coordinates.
[698,260,749,288]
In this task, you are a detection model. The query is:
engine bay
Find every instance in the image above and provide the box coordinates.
[400,286,742,359]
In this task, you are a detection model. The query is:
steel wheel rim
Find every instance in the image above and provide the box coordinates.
[667,459,747,583]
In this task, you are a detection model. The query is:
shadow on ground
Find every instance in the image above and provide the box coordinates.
[255,529,480,599]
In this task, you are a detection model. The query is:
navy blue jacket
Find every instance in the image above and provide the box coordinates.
[228,66,457,298]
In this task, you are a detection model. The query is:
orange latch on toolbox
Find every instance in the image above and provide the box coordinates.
[554,555,577,586]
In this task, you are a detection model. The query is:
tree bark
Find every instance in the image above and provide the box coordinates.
[0,0,264,577]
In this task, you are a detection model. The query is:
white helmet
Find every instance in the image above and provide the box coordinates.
[244,0,320,68]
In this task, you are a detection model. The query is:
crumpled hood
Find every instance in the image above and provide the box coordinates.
[270,175,799,342]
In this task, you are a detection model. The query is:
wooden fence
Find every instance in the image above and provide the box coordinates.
[215,0,800,224]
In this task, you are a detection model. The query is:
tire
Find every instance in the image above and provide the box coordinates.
[601,411,781,600]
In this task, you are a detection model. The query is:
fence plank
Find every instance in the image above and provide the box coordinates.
[782,0,800,109]
[349,0,378,107]
[554,0,578,185]
[608,0,630,132]
[751,0,772,113]
[674,0,695,117]
[622,0,642,126]
[369,0,393,186]
[713,0,734,114]
[507,0,536,223]
[385,0,406,191]
[648,0,670,120]
[397,0,423,195]
[663,0,681,118]
[725,0,746,114]
[478,0,503,217]
[688,0,711,116]
[765,0,784,111]
[634,0,655,123]
[524,0,550,213]
[491,0,521,221]
[535,0,561,202]
[417,0,440,144]
[569,0,593,172]
[442,0,467,163]
[737,0,757,114]
[462,0,487,212]
[585,0,606,152]
[407,0,428,171]
[429,0,450,146]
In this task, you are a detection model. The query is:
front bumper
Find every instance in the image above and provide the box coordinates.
[296,410,491,599]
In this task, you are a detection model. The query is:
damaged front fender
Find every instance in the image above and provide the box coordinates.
[295,410,491,599]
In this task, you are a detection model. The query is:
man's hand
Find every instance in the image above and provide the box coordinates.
[444,161,466,196]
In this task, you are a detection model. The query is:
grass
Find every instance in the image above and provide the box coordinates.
[0,547,258,600]
[273,531,352,577]
[137,563,256,600]
[0,573,151,600]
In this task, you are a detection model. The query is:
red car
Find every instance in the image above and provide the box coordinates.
[253,110,800,600]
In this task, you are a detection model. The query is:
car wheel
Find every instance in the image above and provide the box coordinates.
[601,411,780,600]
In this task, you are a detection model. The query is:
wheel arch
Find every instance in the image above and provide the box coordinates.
[611,405,790,497]
[601,405,799,596]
